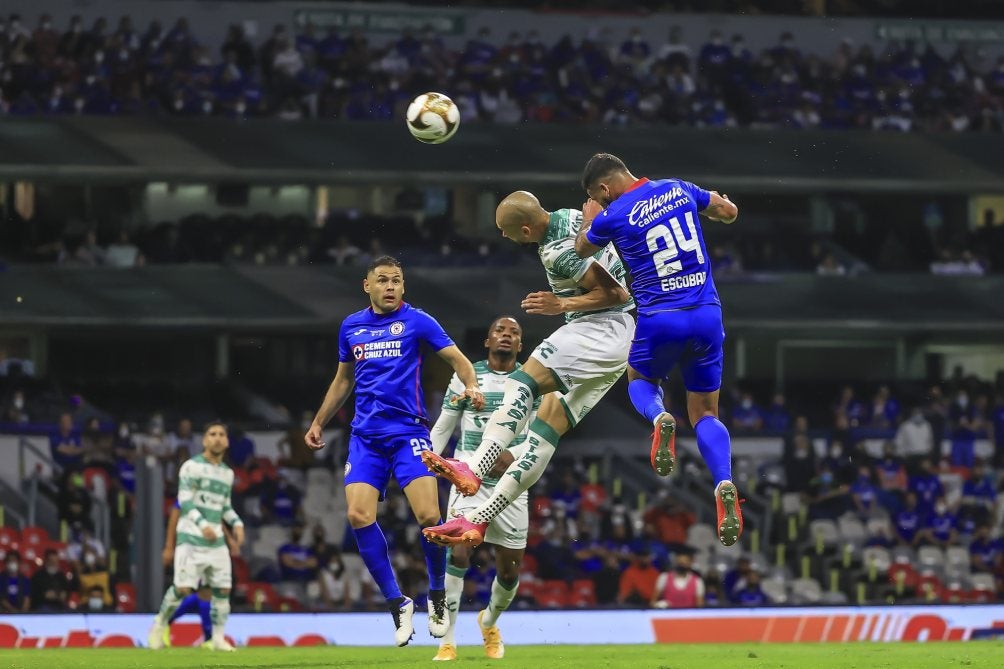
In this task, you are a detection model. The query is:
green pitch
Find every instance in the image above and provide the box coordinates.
[3,643,1002,669]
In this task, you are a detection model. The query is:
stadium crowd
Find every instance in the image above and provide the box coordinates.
[1,12,1003,132]
[2,360,1003,613]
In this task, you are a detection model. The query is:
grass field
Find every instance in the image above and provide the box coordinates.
[3,643,1002,669]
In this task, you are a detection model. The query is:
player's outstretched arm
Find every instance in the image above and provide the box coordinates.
[306,361,355,450]
[702,191,738,224]
[430,406,461,455]
[435,345,485,410]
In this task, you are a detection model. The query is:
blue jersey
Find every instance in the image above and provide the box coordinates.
[586,177,719,315]
[338,302,454,437]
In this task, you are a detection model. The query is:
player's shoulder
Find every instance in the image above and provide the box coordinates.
[340,307,372,329]
[473,359,491,374]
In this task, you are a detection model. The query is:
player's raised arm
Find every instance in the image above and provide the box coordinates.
[306,360,355,450]
[436,345,485,410]
[702,191,738,224]
[575,199,606,258]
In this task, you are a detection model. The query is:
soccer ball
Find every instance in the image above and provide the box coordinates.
[406,92,460,144]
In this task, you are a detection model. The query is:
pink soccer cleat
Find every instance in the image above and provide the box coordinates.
[421,452,482,496]
[422,516,488,548]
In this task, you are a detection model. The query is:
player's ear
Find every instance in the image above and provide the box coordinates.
[484,337,491,349]
[362,278,369,293]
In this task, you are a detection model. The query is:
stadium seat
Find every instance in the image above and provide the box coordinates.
[780,492,802,516]
[245,582,280,611]
[115,583,137,613]
[0,527,20,550]
[520,553,538,574]
[915,573,943,599]
[20,526,48,547]
[820,590,849,605]
[278,596,304,612]
[940,578,968,603]
[865,517,892,536]
[888,563,918,588]
[807,519,840,549]
[570,579,597,607]
[789,577,823,604]
[860,547,891,573]
[686,523,717,551]
[257,525,289,547]
[232,556,251,584]
[890,546,916,564]
[306,469,334,488]
[917,546,945,572]
[761,578,788,604]
[944,547,970,573]
[969,573,995,593]
[837,515,867,546]
[534,580,570,608]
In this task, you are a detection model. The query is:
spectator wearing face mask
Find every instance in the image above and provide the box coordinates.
[807,463,850,520]
[909,459,944,516]
[0,551,31,612]
[917,499,958,548]
[30,550,72,611]
[76,545,112,609]
[731,392,763,433]
[315,549,352,611]
[84,584,112,612]
[651,549,704,609]
[894,492,924,547]
[3,389,29,423]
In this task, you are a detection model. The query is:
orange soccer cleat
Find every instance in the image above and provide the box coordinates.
[422,516,488,548]
[715,481,744,547]
[421,451,482,496]
[650,412,677,476]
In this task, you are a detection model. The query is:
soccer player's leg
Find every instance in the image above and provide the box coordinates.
[628,311,683,475]
[476,492,528,660]
[150,545,196,649]
[424,355,559,492]
[432,487,472,661]
[396,434,449,640]
[344,434,413,646]
[682,304,742,547]
[205,550,235,651]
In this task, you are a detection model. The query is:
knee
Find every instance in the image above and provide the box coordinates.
[416,510,442,527]
[497,561,521,583]
[450,546,471,569]
[346,507,376,528]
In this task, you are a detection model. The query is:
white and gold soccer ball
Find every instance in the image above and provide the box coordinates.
[405,92,460,144]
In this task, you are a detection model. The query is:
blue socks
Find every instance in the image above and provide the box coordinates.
[353,522,403,602]
[168,592,212,641]
[421,520,447,591]
[695,415,733,485]
[628,379,666,424]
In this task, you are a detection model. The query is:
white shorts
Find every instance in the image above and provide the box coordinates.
[448,486,528,550]
[530,311,633,427]
[174,543,232,590]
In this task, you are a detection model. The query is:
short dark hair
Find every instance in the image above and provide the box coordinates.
[366,255,403,275]
[488,315,521,335]
[204,420,228,433]
[581,152,629,190]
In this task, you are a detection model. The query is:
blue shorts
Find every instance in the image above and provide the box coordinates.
[629,304,725,392]
[344,431,434,500]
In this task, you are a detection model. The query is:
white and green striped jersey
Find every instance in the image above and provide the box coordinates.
[438,360,542,486]
[176,454,243,548]
[538,208,634,322]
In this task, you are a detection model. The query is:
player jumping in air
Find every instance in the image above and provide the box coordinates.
[574,152,743,546]
[304,256,485,647]
[421,192,633,548]
[149,422,245,651]
[428,316,540,661]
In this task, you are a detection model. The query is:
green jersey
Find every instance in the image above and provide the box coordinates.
[440,360,542,486]
[538,208,634,323]
[176,454,243,548]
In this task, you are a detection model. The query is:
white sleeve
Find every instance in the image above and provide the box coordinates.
[430,408,461,455]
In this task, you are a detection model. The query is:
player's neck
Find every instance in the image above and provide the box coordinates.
[487,352,517,373]
[202,450,223,465]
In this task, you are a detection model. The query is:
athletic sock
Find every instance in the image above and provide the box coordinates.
[628,379,666,424]
[470,418,559,525]
[353,522,403,601]
[156,585,183,622]
[481,576,518,628]
[469,370,539,479]
[442,562,468,646]
[695,415,733,485]
[421,520,447,591]
[167,592,199,624]
[210,595,230,640]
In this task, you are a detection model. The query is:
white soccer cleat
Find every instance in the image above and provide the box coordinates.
[428,591,448,638]
[392,596,415,647]
[209,634,236,652]
[147,618,166,650]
